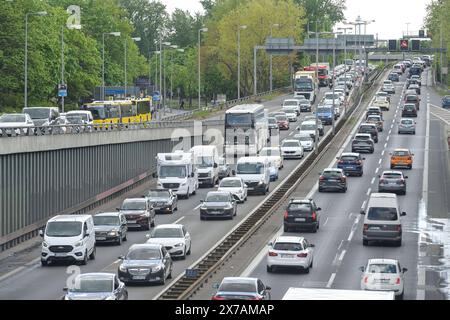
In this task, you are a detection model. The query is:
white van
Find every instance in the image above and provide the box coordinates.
[190,145,220,187]
[66,110,94,124]
[156,151,198,199]
[40,215,96,266]
[360,193,406,247]
[235,156,271,195]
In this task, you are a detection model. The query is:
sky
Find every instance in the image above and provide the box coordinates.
[160,0,432,39]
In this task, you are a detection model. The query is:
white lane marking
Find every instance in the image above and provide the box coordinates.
[392,119,395,124]
[371,177,375,185]
[348,212,353,219]
[381,150,385,156]
[289,132,294,136]
[337,239,344,251]
[387,136,390,142]
[390,123,394,129]
[193,204,202,211]
[375,167,379,174]
[323,217,329,226]
[366,188,371,196]
[326,273,337,288]
[0,267,26,283]
[378,159,382,165]
[338,250,347,261]
[361,201,366,210]
[347,230,355,242]
[173,216,185,224]
[384,142,388,148]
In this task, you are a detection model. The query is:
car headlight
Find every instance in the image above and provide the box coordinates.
[152,265,162,272]
[174,243,184,248]
[258,180,264,185]
[200,204,207,210]
[104,296,115,300]
[157,182,162,187]
[74,240,83,247]
[225,204,233,210]
[119,264,127,272]
[181,182,187,186]
[108,231,118,236]
[42,241,48,248]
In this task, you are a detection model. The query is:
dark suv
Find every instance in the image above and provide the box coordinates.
[388,73,400,82]
[337,152,365,176]
[358,123,378,143]
[318,168,348,193]
[442,96,450,109]
[402,104,417,117]
[283,198,322,233]
[352,134,375,153]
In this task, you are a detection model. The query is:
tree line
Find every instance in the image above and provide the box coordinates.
[0,0,346,112]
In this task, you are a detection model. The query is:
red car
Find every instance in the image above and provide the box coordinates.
[275,114,289,130]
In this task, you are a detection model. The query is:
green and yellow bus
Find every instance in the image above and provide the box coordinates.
[81,97,152,124]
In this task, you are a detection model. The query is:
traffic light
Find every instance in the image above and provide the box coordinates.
[400,39,409,51]
[388,40,397,51]
[412,40,420,51]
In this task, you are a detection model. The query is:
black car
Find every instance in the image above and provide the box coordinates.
[118,198,156,230]
[337,152,365,176]
[388,73,400,82]
[442,96,450,109]
[118,244,172,285]
[358,123,378,143]
[146,189,178,214]
[352,134,375,154]
[402,104,418,117]
[93,212,128,245]
[200,191,238,220]
[63,273,128,300]
[283,198,322,233]
[378,171,408,195]
[318,168,347,193]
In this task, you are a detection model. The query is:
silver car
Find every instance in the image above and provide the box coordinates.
[398,118,416,134]
[63,273,128,300]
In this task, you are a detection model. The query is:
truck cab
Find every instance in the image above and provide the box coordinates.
[190,145,220,187]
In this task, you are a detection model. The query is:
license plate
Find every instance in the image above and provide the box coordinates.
[127,220,136,224]
[370,226,381,230]
[281,254,294,258]
[133,276,146,280]
[345,166,354,169]
[295,218,306,222]
[96,237,106,241]
[54,253,67,257]
[329,179,338,182]
[211,211,221,214]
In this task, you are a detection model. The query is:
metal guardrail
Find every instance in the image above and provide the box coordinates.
[155,66,385,300]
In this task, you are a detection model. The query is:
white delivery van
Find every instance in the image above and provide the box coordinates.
[66,110,94,124]
[282,287,395,300]
[156,151,198,199]
[235,156,271,195]
[39,215,96,266]
[190,145,220,187]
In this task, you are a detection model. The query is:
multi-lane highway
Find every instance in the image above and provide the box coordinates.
[0,80,348,300]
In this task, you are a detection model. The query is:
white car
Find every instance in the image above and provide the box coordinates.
[283,99,301,115]
[284,109,298,122]
[0,113,34,136]
[299,120,317,141]
[281,140,304,159]
[322,92,342,106]
[372,96,390,111]
[259,147,283,169]
[146,224,191,259]
[360,258,407,299]
[267,236,315,273]
[217,177,248,203]
[293,133,314,151]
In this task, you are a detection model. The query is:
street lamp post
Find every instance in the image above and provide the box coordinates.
[24,11,47,109]
[198,28,208,109]
[125,37,141,98]
[331,31,343,136]
[162,41,171,114]
[237,25,247,99]
[338,27,352,114]
[173,48,185,104]
[269,23,280,92]
[102,31,121,100]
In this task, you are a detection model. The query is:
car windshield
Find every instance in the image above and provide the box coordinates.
[301,124,315,131]
[46,221,82,237]
[382,173,402,179]
[70,278,113,293]
[148,191,170,198]
[341,156,358,161]
[86,106,106,120]
[299,100,309,105]
[355,135,370,140]
[151,228,183,238]
[219,280,256,293]
[322,171,342,178]
[317,107,332,113]
[283,101,297,106]
[268,118,277,124]
[406,96,418,101]
[367,207,398,221]
[401,119,413,125]
[360,125,374,131]
[23,108,50,119]
[273,242,303,251]
[404,105,415,110]
[297,136,312,142]
[282,141,300,148]
[159,165,186,178]
[0,115,26,123]
[196,156,214,168]
[393,150,410,156]
[126,248,161,260]
[295,79,313,91]
[288,203,312,212]
[325,93,339,100]
[260,149,280,157]
[93,216,120,226]
[275,115,287,121]
[206,193,229,202]
[220,180,242,188]
[121,200,146,210]
[367,264,398,274]
[66,116,84,124]
[237,162,264,174]
[367,117,380,121]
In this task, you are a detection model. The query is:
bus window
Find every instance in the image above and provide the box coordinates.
[108,106,120,119]
[120,104,133,118]
[137,101,150,115]
[87,106,106,120]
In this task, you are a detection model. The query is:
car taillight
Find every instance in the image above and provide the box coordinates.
[357,160,362,165]
[364,276,369,284]
[338,160,344,164]
[297,253,308,258]
[311,212,317,221]
[319,176,325,181]
[396,225,402,232]
[363,224,369,231]
[395,277,401,285]
[379,179,385,184]
[268,251,278,257]
[212,295,226,300]
[341,177,346,182]
[397,179,405,185]
[284,211,289,219]
[407,156,412,161]
[249,296,263,300]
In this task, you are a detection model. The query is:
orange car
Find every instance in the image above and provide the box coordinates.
[390,148,414,169]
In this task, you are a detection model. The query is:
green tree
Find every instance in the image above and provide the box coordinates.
[295,0,346,31]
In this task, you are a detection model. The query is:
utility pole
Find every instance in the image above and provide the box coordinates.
[61,26,65,113]
[269,24,280,92]
[237,25,247,99]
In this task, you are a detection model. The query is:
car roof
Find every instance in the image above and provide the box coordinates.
[123,198,147,202]
[154,224,183,229]
[355,133,371,137]
[360,123,376,127]
[48,215,92,223]
[275,236,305,244]
[94,212,121,217]
[381,170,403,175]
[207,191,231,196]
[282,139,300,143]
[323,168,343,172]
[76,273,115,280]
[284,99,299,103]
[341,152,360,157]
[237,156,267,163]
[129,243,162,250]
[393,148,410,152]
[368,258,399,265]
[221,277,257,283]
[370,193,397,199]
[220,177,242,182]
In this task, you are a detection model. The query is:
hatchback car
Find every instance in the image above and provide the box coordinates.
[281,140,304,159]
[366,115,383,132]
[382,81,395,94]
[360,259,407,300]
[378,171,408,195]
[303,117,324,136]
[358,123,378,143]
[93,212,128,245]
[372,96,390,111]
[275,114,289,130]
[298,99,312,112]
[267,236,315,273]
[294,133,314,152]
[118,198,155,230]
[404,94,420,110]
[319,168,347,193]
[146,224,191,259]
[0,113,35,136]
[337,152,365,176]
[390,148,414,169]
[200,191,238,220]
[366,106,383,119]
[146,189,178,214]
[401,104,418,117]
[212,277,271,300]
[283,198,321,232]
[398,118,416,134]
[63,273,128,300]
[218,177,248,203]
[408,83,421,95]
[376,91,390,103]
[352,134,375,154]
[118,243,173,285]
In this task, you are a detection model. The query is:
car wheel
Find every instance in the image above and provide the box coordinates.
[159,273,166,285]
[310,259,313,269]
[123,233,127,241]
[267,265,273,273]
[408,165,412,170]
[123,290,129,300]
[81,251,88,265]
[181,249,186,260]
[167,267,172,279]
[187,244,191,255]
[363,239,369,246]
[284,225,290,232]
[89,247,96,260]
[186,189,190,199]
[397,292,404,300]
[117,235,122,246]
[390,164,394,169]
[151,217,155,227]
[318,187,323,193]
[144,219,151,231]
[192,189,196,195]
[304,266,310,274]
[41,260,48,267]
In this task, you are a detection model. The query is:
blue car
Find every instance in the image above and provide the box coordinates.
[443,96,450,109]
[316,106,334,125]
[337,152,365,177]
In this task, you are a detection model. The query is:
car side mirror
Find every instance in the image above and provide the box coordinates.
[116,207,121,211]
[265,286,271,291]
[232,170,236,175]
[401,212,407,216]
[268,242,273,247]
[317,207,322,211]
[118,256,125,260]
[152,172,158,178]
[309,244,315,248]
[402,268,408,273]
[232,195,240,202]
[405,176,408,179]
[191,172,195,178]
[84,233,89,238]
[360,210,365,215]
[200,200,204,203]
[359,266,365,272]
[244,184,248,188]
[145,234,150,238]
[39,230,44,237]
[63,287,68,292]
